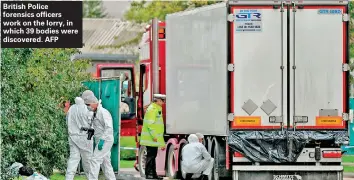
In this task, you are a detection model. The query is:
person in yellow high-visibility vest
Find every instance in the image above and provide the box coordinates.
[140,94,166,179]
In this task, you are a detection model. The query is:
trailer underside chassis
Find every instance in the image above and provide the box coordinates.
[233,166,343,180]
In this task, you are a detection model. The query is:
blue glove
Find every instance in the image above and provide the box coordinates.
[98,139,105,151]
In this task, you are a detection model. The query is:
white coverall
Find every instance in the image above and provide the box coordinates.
[65,97,93,180]
[88,104,116,180]
[181,134,214,177]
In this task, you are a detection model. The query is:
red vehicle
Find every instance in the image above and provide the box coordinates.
[96,63,138,137]
[70,54,139,137]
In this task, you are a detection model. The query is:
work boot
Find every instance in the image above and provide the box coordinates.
[199,174,209,180]
[146,174,163,179]
[145,174,156,179]
[185,173,193,180]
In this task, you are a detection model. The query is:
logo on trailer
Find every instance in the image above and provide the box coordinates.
[236,12,261,19]
[234,9,262,32]
[235,9,262,20]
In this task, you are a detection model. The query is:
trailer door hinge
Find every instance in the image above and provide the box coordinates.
[343,14,350,22]
[343,113,349,121]
[228,64,235,72]
[227,113,234,121]
[342,63,350,72]
[227,14,234,22]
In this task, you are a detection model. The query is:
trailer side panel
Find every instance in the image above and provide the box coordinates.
[165,3,228,135]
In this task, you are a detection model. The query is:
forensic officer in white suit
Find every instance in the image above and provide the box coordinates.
[82,91,116,180]
[182,134,214,180]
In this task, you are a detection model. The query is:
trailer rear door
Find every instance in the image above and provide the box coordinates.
[230,1,348,130]
[289,2,348,129]
[230,2,287,129]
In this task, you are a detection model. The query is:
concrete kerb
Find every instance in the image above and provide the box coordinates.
[345,172,354,178]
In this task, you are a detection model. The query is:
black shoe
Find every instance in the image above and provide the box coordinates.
[185,173,193,180]
[146,174,163,179]
[199,174,209,180]
[145,175,155,179]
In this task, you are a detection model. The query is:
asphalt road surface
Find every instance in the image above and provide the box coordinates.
[345,173,354,180]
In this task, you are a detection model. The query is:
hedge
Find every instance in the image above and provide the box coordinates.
[1,48,91,178]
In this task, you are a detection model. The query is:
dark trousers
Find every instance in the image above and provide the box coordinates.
[145,146,158,176]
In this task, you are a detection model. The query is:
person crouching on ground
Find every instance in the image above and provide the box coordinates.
[182,134,214,180]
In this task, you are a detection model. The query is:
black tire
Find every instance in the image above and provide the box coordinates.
[166,144,178,178]
[138,146,147,178]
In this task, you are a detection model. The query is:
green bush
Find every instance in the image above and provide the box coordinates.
[1,48,91,179]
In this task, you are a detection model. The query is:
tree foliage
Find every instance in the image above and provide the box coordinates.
[1,48,91,179]
[124,0,221,23]
[83,0,106,18]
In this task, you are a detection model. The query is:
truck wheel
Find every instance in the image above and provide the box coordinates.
[138,146,147,177]
[166,144,178,178]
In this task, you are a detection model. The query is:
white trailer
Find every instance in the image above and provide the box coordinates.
[166,1,349,180]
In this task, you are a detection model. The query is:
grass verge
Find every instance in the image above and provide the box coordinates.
[49,160,135,180]
[120,136,136,160]
[343,155,354,173]
[342,155,354,163]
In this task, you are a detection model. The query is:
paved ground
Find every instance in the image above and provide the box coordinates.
[118,168,354,180]
[116,168,141,180]
[345,173,354,180]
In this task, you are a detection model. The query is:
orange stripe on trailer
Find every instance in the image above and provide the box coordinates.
[233,116,261,127]
[315,116,343,126]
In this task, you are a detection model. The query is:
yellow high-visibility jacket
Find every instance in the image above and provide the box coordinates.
[140,103,165,147]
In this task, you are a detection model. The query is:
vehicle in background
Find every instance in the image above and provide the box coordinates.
[70,54,139,137]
